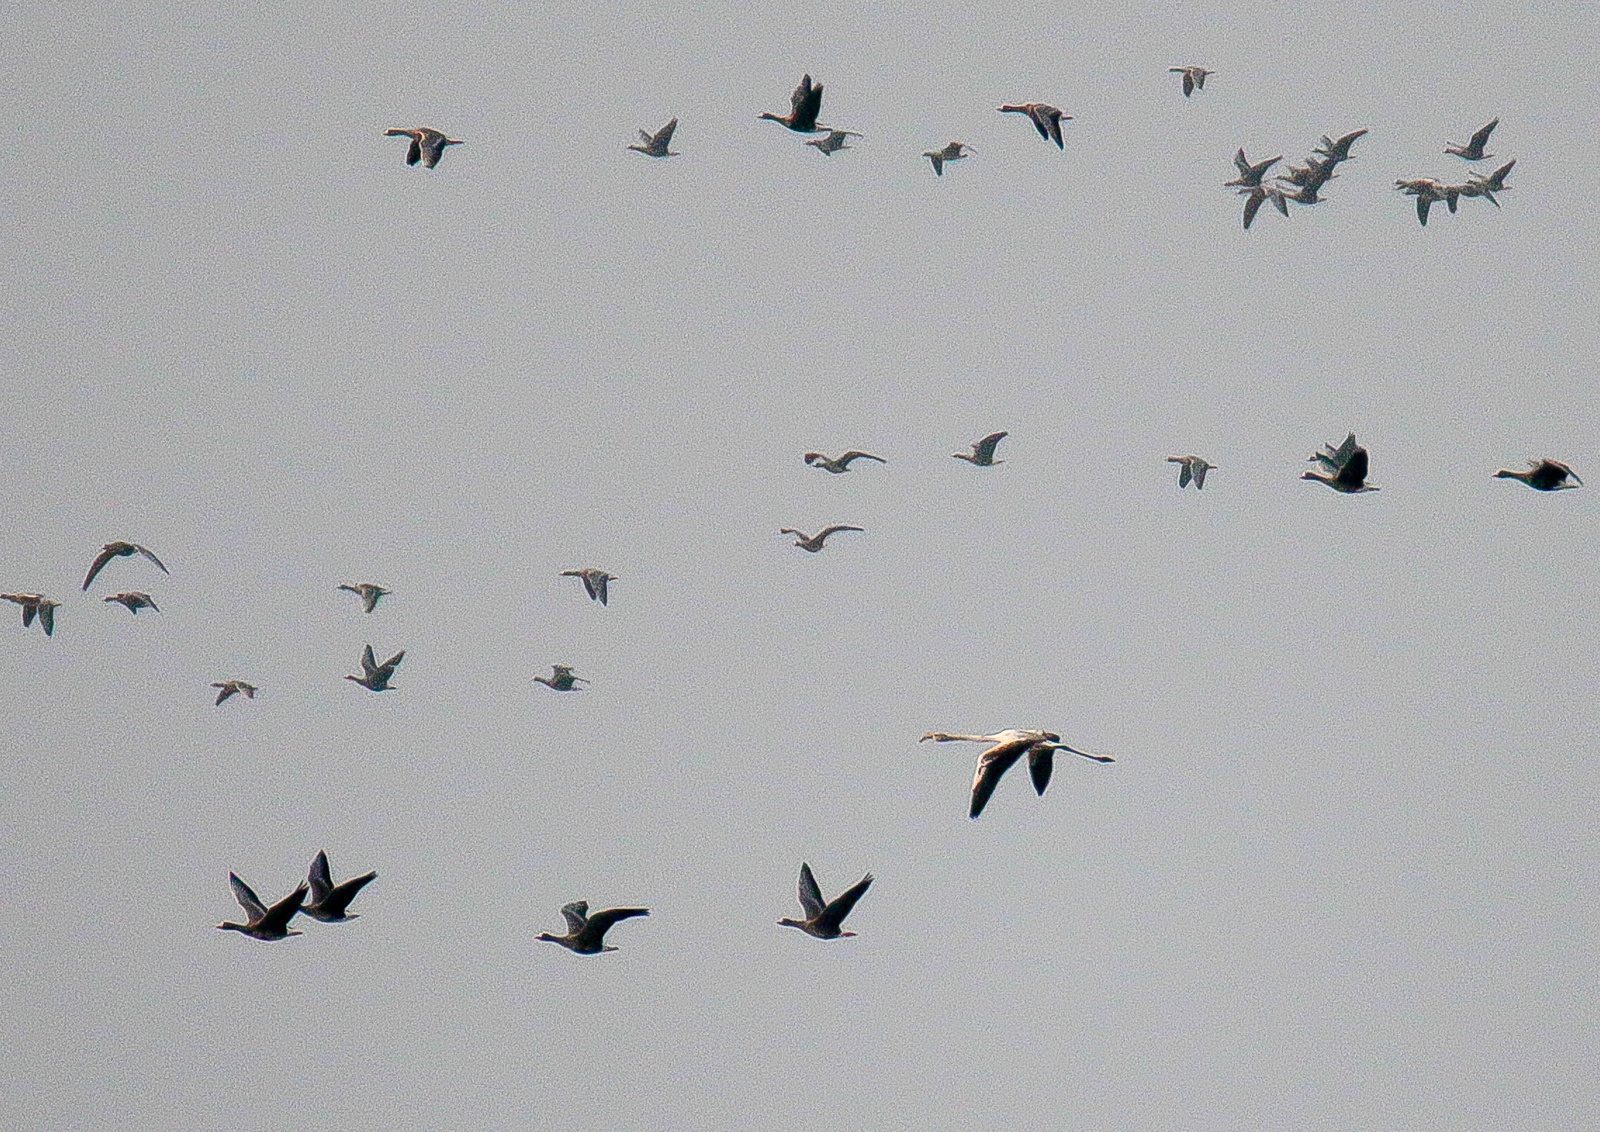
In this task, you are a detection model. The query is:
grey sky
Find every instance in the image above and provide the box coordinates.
[3,1,1598,1129]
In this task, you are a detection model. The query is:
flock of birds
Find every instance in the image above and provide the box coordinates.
[10,70,1564,957]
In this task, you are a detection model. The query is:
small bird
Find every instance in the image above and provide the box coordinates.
[999,103,1071,149]
[533,664,587,691]
[778,863,874,939]
[627,118,679,157]
[384,127,463,168]
[1396,178,1455,226]
[1463,159,1515,206]
[1167,455,1216,489]
[1169,66,1212,97]
[1239,183,1289,229]
[216,873,307,941]
[104,591,159,614]
[922,141,974,176]
[561,568,617,606]
[345,645,404,692]
[803,450,886,474]
[537,901,649,954]
[302,850,377,923]
[338,583,390,613]
[1446,118,1498,161]
[920,730,1113,819]
[953,431,1008,466]
[82,541,168,591]
[1493,459,1582,491]
[805,129,862,155]
[211,680,257,705]
[1224,149,1282,188]
[759,74,825,133]
[1,592,59,637]
[1301,444,1379,493]
[780,526,863,552]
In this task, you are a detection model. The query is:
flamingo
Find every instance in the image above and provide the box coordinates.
[1169,66,1212,97]
[537,901,648,954]
[346,645,404,692]
[998,103,1071,149]
[1,592,60,637]
[82,541,168,591]
[778,864,873,939]
[384,127,463,168]
[217,873,306,941]
[338,583,390,613]
[302,851,377,923]
[628,118,679,157]
[1167,455,1216,489]
[1446,118,1497,161]
[781,526,863,552]
[953,431,1008,466]
[211,680,257,705]
[1493,459,1582,491]
[803,450,886,474]
[922,141,974,176]
[920,730,1113,819]
[104,591,158,614]
[759,74,825,133]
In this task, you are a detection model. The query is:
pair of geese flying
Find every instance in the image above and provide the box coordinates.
[922,729,1114,819]
[218,851,377,940]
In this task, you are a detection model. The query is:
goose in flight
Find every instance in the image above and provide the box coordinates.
[759,74,825,133]
[1310,432,1359,473]
[923,141,974,176]
[1278,157,1337,193]
[1302,444,1379,493]
[778,863,873,939]
[384,127,463,168]
[805,129,862,155]
[104,591,159,614]
[627,118,679,157]
[1169,66,1212,97]
[533,664,587,691]
[1313,128,1369,164]
[338,583,390,613]
[346,645,404,692]
[1463,159,1514,206]
[211,680,257,705]
[780,526,863,552]
[999,103,1071,148]
[561,568,616,606]
[921,730,1113,819]
[1167,455,1216,489]
[953,431,1008,466]
[1396,178,1456,225]
[1494,459,1582,491]
[804,450,886,474]
[1,592,59,637]
[538,901,649,954]
[1224,149,1281,188]
[217,873,306,941]
[303,850,378,923]
[82,541,168,591]
[1240,183,1289,228]
[1446,118,1497,161]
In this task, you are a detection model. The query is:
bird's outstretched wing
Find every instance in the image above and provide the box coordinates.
[819,873,873,932]
[230,873,268,923]
[973,431,1008,463]
[797,863,826,920]
[561,901,589,935]
[969,739,1032,818]
[308,851,335,904]
[82,546,118,590]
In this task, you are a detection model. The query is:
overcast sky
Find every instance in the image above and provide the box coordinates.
[3,2,1598,1130]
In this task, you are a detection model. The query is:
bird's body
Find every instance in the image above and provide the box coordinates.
[533,664,587,691]
[759,74,825,132]
[923,141,974,176]
[1396,178,1455,225]
[561,568,617,606]
[778,863,873,939]
[999,103,1070,148]
[538,901,648,954]
[338,583,390,613]
[1446,118,1497,161]
[627,118,679,157]
[1494,459,1582,491]
[1169,66,1212,97]
[1225,149,1282,188]
[82,541,168,591]
[805,129,861,155]
[384,127,463,168]
[780,526,863,552]
[104,591,158,614]
[953,431,1008,466]
[1,592,59,637]
[345,645,404,692]
[1463,159,1514,206]
[303,850,377,923]
[211,680,257,705]
[1167,455,1216,489]
[803,450,886,474]
[920,729,1113,819]
[1302,445,1379,492]
[217,873,306,941]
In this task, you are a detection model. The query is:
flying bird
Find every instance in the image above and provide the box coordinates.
[537,901,649,954]
[922,141,974,176]
[338,583,390,613]
[82,541,168,591]
[561,568,616,606]
[533,664,587,691]
[1396,178,1456,225]
[953,431,1008,466]
[759,74,825,133]
[1167,455,1216,489]
[1,592,59,637]
[1224,149,1282,188]
[346,645,404,692]
[104,591,158,614]
[1446,118,1498,161]
[778,863,874,939]
[384,127,463,168]
[805,129,862,155]
[1169,66,1212,97]
[1240,183,1289,228]
[302,850,378,923]
[998,103,1071,149]
[780,526,863,552]
[216,873,307,941]
[1302,444,1379,493]
[1310,432,1360,473]
[1462,159,1514,206]
[1313,128,1369,163]
[803,450,886,474]
[1493,459,1582,491]
[920,730,1113,819]
[211,680,257,705]
[627,118,679,157]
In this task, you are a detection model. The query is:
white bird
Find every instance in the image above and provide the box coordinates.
[919,729,1112,819]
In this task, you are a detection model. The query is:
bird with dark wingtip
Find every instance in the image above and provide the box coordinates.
[537,901,649,954]
[780,525,863,552]
[920,729,1113,819]
[302,850,377,923]
[778,863,874,939]
[1446,118,1498,161]
[384,127,463,168]
[998,103,1071,148]
[1494,459,1581,491]
[759,74,825,133]
[104,591,158,614]
[804,450,886,474]
[339,583,390,613]
[953,431,1008,466]
[628,118,679,158]
[217,873,306,941]
[211,680,257,705]
[561,568,616,606]
[346,645,404,691]
[1,592,60,637]
[82,541,168,591]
